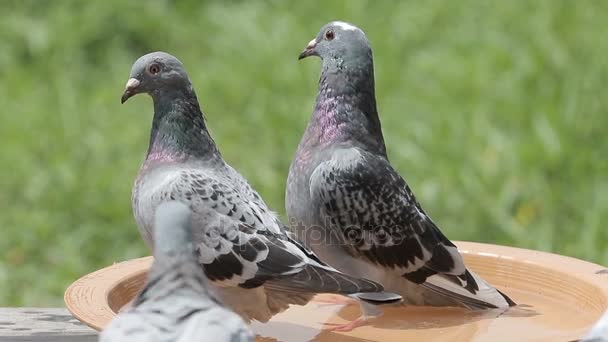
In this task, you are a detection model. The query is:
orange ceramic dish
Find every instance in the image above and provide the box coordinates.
[65,241,608,341]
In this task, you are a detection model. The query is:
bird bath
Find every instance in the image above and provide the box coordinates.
[65,241,608,341]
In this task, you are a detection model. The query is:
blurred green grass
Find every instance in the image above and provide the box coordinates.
[1,0,607,306]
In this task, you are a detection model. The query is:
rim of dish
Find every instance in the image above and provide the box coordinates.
[64,241,608,332]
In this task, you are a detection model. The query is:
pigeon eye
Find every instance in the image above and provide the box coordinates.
[324,30,335,41]
[148,63,161,75]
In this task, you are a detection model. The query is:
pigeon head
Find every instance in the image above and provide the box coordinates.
[121,51,218,161]
[298,21,370,64]
[296,21,386,155]
[121,51,191,104]
[153,201,194,258]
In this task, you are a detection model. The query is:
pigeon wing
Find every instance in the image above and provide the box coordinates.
[169,169,384,295]
[309,147,514,308]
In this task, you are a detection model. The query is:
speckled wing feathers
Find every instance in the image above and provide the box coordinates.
[144,167,384,295]
[308,147,510,308]
[309,148,458,272]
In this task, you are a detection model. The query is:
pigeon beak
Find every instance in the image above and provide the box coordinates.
[298,38,318,60]
[121,78,141,104]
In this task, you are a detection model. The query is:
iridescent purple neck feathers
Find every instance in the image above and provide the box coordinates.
[299,58,386,155]
[145,85,220,165]
[310,89,347,144]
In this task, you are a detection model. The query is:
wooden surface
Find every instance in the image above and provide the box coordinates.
[0,308,97,342]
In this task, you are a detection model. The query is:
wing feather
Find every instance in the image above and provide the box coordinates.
[164,169,385,295]
[309,147,514,308]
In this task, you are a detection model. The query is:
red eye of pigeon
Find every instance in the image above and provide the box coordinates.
[148,63,160,75]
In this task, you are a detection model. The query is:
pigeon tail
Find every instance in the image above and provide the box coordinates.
[265,261,385,295]
[421,269,515,310]
[353,291,403,305]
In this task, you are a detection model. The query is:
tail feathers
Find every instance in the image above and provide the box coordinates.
[497,288,517,307]
[356,294,403,319]
[265,263,384,295]
[422,270,515,310]
[353,291,403,305]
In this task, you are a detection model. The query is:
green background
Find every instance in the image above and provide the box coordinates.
[2,0,607,305]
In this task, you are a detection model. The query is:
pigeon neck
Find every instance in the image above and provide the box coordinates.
[153,242,197,267]
[147,222,209,299]
[139,256,210,304]
[147,86,221,163]
[307,57,386,154]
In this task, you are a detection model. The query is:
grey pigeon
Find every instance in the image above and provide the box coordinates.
[286,21,515,330]
[582,309,608,342]
[121,51,399,324]
[100,201,253,342]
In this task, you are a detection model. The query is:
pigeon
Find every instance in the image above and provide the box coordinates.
[121,51,400,324]
[581,309,608,342]
[286,21,516,331]
[100,201,253,342]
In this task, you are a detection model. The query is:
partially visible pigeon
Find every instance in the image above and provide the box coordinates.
[100,201,253,342]
[582,309,608,342]
[286,21,515,331]
[121,52,400,324]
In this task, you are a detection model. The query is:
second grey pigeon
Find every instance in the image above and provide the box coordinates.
[100,201,253,342]
[121,51,399,324]
[286,21,515,331]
